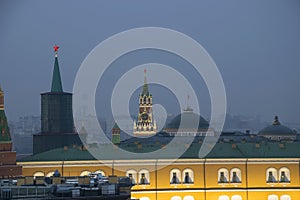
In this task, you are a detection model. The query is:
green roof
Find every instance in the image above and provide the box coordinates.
[20,140,300,162]
[21,147,95,162]
[51,57,63,92]
[113,123,120,129]
[164,111,209,130]
[0,109,11,142]
[258,125,295,136]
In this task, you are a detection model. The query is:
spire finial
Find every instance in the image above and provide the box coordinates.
[51,45,63,92]
[273,115,280,125]
[184,94,193,112]
[144,68,147,83]
[0,85,4,111]
[141,68,149,96]
[53,45,59,57]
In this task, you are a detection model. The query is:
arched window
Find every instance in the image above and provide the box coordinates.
[170,169,181,184]
[268,195,279,200]
[171,196,182,200]
[266,168,277,183]
[218,168,229,183]
[80,170,92,176]
[183,195,194,200]
[139,169,150,184]
[218,195,230,200]
[126,169,137,185]
[94,170,106,176]
[280,195,291,200]
[182,169,194,184]
[231,195,242,200]
[230,168,242,183]
[33,171,45,177]
[279,167,290,183]
[46,171,54,177]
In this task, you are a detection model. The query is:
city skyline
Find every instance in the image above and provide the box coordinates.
[0,1,300,125]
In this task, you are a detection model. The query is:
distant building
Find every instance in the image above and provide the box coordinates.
[17,57,300,199]
[0,86,22,178]
[9,115,40,154]
[32,46,82,154]
[163,106,212,136]
[258,116,297,141]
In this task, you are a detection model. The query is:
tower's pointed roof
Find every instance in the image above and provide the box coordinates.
[141,69,149,96]
[0,87,11,142]
[113,122,120,130]
[51,45,63,92]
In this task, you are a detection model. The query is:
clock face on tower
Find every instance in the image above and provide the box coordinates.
[141,113,149,121]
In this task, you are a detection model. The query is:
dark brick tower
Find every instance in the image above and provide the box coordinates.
[0,86,22,178]
[33,46,82,154]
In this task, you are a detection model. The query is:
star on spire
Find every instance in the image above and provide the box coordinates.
[53,45,59,57]
[51,45,63,92]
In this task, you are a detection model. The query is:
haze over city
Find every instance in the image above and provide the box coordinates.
[0,0,300,126]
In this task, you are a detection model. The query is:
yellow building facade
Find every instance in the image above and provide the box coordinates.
[18,158,300,200]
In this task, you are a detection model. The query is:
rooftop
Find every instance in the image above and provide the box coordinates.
[20,135,300,162]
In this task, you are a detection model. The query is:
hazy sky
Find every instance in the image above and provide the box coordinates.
[0,0,300,125]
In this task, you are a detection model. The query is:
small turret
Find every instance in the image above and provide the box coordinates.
[112,123,120,145]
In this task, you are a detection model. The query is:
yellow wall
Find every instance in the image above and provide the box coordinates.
[18,158,300,200]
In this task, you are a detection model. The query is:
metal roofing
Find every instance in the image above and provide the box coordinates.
[20,134,300,162]
[51,57,63,93]
[164,111,209,130]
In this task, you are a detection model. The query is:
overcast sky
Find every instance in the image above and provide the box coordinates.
[0,0,300,125]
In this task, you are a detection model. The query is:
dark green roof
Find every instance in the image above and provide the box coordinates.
[19,139,300,162]
[113,123,120,129]
[51,57,63,92]
[21,147,95,162]
[258,125,295,136]
[164,110,209,130]
[0,110,11,142]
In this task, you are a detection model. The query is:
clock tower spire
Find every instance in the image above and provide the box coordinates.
[133,69,157,136]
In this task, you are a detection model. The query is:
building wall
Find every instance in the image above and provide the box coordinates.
[0,142,12,151]
[0,151,17,165]
[0,165,22,178]
[18,158,300,200]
